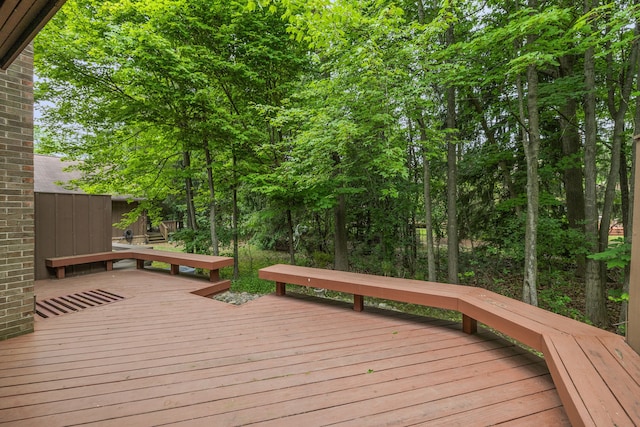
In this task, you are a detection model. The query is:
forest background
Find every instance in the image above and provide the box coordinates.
[33,0,640,331]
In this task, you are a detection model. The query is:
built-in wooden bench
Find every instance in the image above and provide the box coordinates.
[46,249,234,283]
[45,251,124,279]
[259,264,640,427]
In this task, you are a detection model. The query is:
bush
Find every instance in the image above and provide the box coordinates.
[171,227,211,254]
[486,214,588,269]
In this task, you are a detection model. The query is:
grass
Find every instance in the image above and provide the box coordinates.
[222,244,464,322]
[146,242,287,294]
[152,242,462,321]
[144,239,630,362]
[150,241,619,337]
[222,244,291,294]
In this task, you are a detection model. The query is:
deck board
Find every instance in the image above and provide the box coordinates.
[0,269,569,426]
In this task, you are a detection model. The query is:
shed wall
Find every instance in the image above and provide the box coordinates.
[35,193,112,280]
[111,200,146,241]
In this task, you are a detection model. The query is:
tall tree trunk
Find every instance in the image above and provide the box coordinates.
[407,213,417,278]
[522,62,540,306]
[415,2,437,282]
[183,151,198,235]
[232,151,239,279]
[287,208,295,265]
[334,193,348,271]
[404,133,418,278]
[416,0,425,24]
[621,144,631,327]
[558,55,586,277]
[516,72,534,301]
[470,97,519,213]
[204,145,219,256]
[593,20,639,327]
[621,147,630,244]
[610,17,640,326]
[520,0,540,306]
[417,118,437,282]
[445,23,458,285]
[331,150,349,271]
[583,0,607,325]
[599,72,626,261]
[423,149,437,282]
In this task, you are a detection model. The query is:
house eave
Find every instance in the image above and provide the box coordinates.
[0,0,67,70]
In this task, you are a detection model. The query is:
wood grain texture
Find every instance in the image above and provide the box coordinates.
[260,263,640,427]
[0,269,568,426]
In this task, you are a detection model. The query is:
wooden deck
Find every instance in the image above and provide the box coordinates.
[260,264,640,426]
[0,269,569,426]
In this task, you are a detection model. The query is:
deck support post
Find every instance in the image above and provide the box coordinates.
[209,269,220,282]
[276,282,286,296]
[354,294,364,312]
[463,314,477,334]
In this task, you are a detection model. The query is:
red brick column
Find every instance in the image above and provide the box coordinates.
[0,45,35,340]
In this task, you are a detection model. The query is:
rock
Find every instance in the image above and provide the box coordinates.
[213,291,263,305]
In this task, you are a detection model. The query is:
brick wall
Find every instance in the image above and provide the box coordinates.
[0,46,35,340]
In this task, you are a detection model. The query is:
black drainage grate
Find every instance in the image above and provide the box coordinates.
[35,289,125,319]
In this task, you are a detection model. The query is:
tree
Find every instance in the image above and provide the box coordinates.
[36,0,640,329]
[580,0,608,326]
[36,0,306,270]
[444,10,459,285]
[521,0,542,306]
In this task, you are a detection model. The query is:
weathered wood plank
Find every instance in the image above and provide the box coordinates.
[576,335,640,422]
[467,289,607,337]
[260,264,465,311]
[197,367,554,427]
[259,263,640,427]
[494,407,571,426]
[0,270,568,426]
[45,249,233,282]
[598,335,640,386]
[409,388,566,426]
[542,334,633,427]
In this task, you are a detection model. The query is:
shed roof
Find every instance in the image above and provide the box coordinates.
[34,154,143,201]
[33,154,85,194]
[0,0,67,69]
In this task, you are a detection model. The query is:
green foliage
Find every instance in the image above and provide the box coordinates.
[311,251,333,269]
[171,226,212,255]
[230,275,275,294]
[539,288,584,321]
[608,289,630,303]
[588,238,631,269]
[227,244,292,293]
[486,214,588,267]
[34,0,640,327]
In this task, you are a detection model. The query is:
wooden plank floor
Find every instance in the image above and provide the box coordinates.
[0,269,570,426]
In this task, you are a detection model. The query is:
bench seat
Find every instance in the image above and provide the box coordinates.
[45,251,127,278]
[542,334,640,426]
[130,249,234,282]
[259,263,640,427]
[46,249,234,283]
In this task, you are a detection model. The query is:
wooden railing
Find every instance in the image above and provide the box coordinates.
[159,220,179,241]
